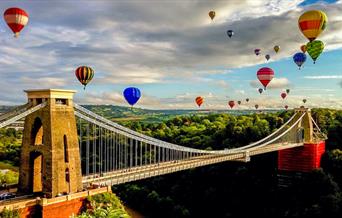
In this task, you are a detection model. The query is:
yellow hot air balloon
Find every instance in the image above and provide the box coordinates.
[208,11,215,20]
[298,10,327,42]
[274,45,280,53]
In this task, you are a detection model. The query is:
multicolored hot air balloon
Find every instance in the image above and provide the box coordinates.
[254,49,261,56]
[208,11,215,20]
[227,30,234,38]
[293,52,307,69]
[255,104,259,110]
[285,105,289,110]
[4,7,29,37]
[286,89,290,94]
[257,67,274,90]
[246,98,250,102]
[258,88,263,94]
[274,45,280,53]
[298,10,327,42]
[265,54,270,61]
[195,96,204,107]
[306,40,324,63]
[237,100,241,105]
[123,87,141,107]
[75,66,94,89]
[303,99,307,104]
[228,101,235,109]
[281,92,287,99]
[301,44,307,53]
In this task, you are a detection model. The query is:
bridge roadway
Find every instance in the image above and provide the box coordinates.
[82,142,303,186]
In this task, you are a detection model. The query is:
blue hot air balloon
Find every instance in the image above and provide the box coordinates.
[293,52,307,69]
[123,87,141,106]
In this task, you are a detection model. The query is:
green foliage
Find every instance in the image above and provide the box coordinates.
[0,208,20,218]
[0,128,22,166]
[77,193,130,218]
[0,170,18,185]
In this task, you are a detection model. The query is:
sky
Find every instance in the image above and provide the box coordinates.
[0,0,341,110]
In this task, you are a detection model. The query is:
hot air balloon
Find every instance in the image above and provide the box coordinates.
[254,49,261,56]
[123,87,141,107]
[265,54,270,61]
[298,10,328,42]
[4,8,29,37]
[195,96,204,107]
[246,98,250,102]
[293,52,307,69]
[208,11,215,20]
[75,66,94,89]
[281,92,287,99]
[301,44,307,53]
[228,100,235,109]
[286,89,290,94]
[303,99,307,104]
[285,105,289,110]
[274,45,280,53]
[227,30,234,38]
[257,67,274,90]
[306,40,324,63]
[237,100,241,105]
[258,88,263,94]
[255,104,259,110]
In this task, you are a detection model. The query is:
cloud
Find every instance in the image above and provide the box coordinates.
[304,75,342,79]
[250,77,290,89]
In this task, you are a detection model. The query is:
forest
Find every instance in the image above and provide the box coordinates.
[0,108,341,217]
[112,108,342,218]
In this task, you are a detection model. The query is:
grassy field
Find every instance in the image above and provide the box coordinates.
[0,161,18,172]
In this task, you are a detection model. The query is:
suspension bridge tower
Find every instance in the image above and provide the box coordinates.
[18,89,83,198]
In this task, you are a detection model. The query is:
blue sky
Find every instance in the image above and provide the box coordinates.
[0,0,341,109]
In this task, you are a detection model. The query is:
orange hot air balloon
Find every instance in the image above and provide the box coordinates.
[281,92,287,99]
[208,11,215,20]
[228,100,235,109]
[298,10,327,42]
[195,96,204,107]
[300,44,307,53]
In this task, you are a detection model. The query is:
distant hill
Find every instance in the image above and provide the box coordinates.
[82,105,281,123]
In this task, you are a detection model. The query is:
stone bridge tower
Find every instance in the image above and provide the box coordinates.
[18,89,83,198]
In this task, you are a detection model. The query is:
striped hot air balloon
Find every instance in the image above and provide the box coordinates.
[298,10,327,42]
[75,66,94,89]
[228,100,235,109]
[306,40,324,63]
[257,67,274,90]
[4,7,29,37]
[195,96,204,107]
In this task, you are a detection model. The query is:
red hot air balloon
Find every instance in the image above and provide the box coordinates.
[228,100,235,109]
[285,105,289,110]
[257,67,274,90]
[4,8,29,37]
[195,96,204,107]
[281,92,287,99]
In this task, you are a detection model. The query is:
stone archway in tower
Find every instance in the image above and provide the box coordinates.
[31,117,43,145]
[29,151,43,193]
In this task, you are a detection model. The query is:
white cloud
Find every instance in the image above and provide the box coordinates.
[250,77,290,89]
[304,75,342,79]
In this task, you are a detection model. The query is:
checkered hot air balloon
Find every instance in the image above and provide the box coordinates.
[257,67,274,90]
[4,7,29,37]
[306,40,324,64]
